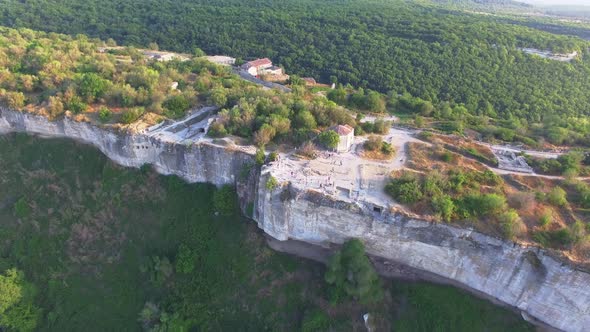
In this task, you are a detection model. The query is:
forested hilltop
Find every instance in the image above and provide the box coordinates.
[1,0,590,123]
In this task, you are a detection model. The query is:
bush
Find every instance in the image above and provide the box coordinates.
[213,185,238,216]
[301,309,331,332]
[268,152,279,162]
[440,151,454,163]
[298,141,318,159]
[534,228,574,248]
[539,209,552,228]
[207,121,227,137]
[459,193,507,218]
[120,108,144,124]
[13,197,30,219]
[266,176,279,191]
[66,96,87,114]
[385,174,424,204]
[381,142,394,155]
[432,194,455,222]
[163,95,190,118]
[499,210,525,240]
[547,187,568,207]
[255,148,266,165]
[364,135,382,151]
[98,106,111,122]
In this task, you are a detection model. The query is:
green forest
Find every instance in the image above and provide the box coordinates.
[0,134,532,331]
[1,0,590,123]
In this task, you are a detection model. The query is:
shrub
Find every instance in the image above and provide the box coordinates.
[459,193,507,218]
[432,194,455,222]
[266,176,279,191]
[385,174,424,204]
[318,130,340,149]
[440,151,454,163]
[163,95,190,118]
[547,187,568,207]
[255,148,266,165]
[213,185,238,216]
[207,121,227,137]
[13,198,30,219]
[539,209,552,228]
[298,141,318,159]
[66,96,87,114]
[301,309,331,332]
[570,220,587,244]
[381,142,394,155]
[77,73,109,102]
[268,152,279,162]
[534,228,574,248]
[120,108,144,124]
[98,106,112,122]
[499,210,525,240]
[364,135,382,151]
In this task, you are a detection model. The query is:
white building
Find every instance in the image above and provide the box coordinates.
[329,124,355,153]
[205,55,236,66]
[242,58,274,77]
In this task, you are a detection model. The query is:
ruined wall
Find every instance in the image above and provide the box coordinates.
[254,171,590,332]
[0,108,254,186]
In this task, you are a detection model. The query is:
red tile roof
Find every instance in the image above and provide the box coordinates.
[330,124,354,136]
[246,58,272,68]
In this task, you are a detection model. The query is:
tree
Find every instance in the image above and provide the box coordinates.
[0,269,40,332]
[213,185,238,216]
[294,110,317,130]
[163,95,190,118]
[366,91,385,113]
[209,88,227,107]
[175,244,196,274]
[318,130,340,149]
[325,239,383,305]
[77,73,109,102]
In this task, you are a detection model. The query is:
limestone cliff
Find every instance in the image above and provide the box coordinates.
[1,107,589,332]
[0,108,254,186]
[253,170,590,332]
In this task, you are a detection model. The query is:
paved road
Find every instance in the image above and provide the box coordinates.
[234,69,292,93]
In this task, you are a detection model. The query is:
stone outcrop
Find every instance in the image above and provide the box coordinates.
[1,107,589,332]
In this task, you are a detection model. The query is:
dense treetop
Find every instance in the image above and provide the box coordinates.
[0,27,366,147]
[1,0,590,123]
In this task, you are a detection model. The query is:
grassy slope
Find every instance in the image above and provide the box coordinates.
[0,134,531,331]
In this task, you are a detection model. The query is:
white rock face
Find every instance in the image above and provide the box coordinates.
[0,108,254,186]
[2,107,589,332]
[254,172,590,332]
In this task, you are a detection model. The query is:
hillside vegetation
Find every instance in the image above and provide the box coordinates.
[1,0,590,123]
